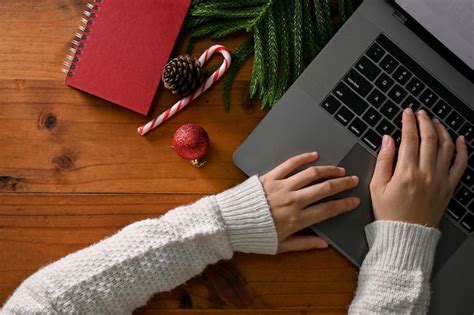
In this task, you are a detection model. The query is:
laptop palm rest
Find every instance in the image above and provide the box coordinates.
[310,143,376,267]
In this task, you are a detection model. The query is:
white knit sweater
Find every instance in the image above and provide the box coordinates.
[1,176,440,314]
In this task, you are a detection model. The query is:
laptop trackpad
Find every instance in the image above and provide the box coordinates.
[310,143,376,267]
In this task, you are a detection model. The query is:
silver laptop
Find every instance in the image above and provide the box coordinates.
[233,0,473,313]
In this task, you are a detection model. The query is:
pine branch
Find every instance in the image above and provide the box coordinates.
[275,0,291,101]
[302,0,319,66]
[222,38,254,111]
[261,9,278,108]
[210,20,253,39]
[192,0,268,10]
[192,6,262,19]
[291,0,303,83]
[184,0,360,110]
[186,19,251,52]
[184,16,212,31]
[338,0,347,23]
[250,18,265,98]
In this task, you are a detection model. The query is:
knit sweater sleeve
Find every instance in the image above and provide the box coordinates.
[349,220,441,314]
[1,176,278,314]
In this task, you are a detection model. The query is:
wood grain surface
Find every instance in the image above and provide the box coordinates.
[0,0,357,313]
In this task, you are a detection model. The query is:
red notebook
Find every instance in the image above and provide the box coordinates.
[62,0,191,115]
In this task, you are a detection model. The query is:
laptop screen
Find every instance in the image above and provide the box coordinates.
[394,0,473,79]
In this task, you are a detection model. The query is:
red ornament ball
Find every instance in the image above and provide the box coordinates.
[171,123,210,167]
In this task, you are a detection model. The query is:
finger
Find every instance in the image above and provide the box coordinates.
[396,108,419,173]
[448,136,468,190]
[278,235,328,253]
[417,110,438,172]
[266,152,319,180]
[433,118,454,172]
[297,176,359,206]
[371,135,395,188]
[285,165,345,190]
[299,197,360,228]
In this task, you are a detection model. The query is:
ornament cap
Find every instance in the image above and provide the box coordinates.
[191,159,206,168]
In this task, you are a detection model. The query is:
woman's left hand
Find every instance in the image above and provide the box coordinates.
[260,152,360,253]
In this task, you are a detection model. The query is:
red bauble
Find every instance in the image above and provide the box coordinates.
[171,123,210,167]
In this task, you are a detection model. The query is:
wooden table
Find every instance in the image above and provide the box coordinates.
[0,1,357,313]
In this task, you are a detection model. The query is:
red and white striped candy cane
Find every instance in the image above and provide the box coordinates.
[137,45,231,136]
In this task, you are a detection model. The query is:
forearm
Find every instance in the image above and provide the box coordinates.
[349,220,441,314]
[2,176,278,314]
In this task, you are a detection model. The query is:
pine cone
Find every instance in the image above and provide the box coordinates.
[162,55,203,97]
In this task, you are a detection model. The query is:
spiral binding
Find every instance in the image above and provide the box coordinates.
[61,0,103,77]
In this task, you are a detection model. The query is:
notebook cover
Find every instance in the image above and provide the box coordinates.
[65,0,191,115]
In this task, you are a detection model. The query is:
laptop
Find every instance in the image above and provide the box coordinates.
[233,0,473,313]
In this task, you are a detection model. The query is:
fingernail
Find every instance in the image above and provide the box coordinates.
[338,167,345,174]
[405,107,413,115]
[353,197,360,207]
[432,118,440,124]
[459,135,465,143]
[418,109,426,115]
[311,151,318,157]
[352,176,359,185]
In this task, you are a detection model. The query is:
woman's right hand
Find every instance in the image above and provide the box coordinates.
[260,152,360,253]
[369,107,468,227]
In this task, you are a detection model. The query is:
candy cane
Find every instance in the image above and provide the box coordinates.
[137,45,231,136]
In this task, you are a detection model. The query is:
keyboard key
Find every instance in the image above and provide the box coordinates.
[367,89,386,108]
[335,106,355,126]
[446,199,467,220]
[461,168,473,188]
[448,128,458,142]
[380,100,400,120]
[401,95,421,112]
[321,95,342,114]
[366,43,385,63]
[333,82,369,115]
[432,100,452,119]
[461,213,473,233]
[362,129,382,151]
[362,107,382,126]
[419,106,434,118]
[348,117,368,137]
[419,88,438,107]
[393,65,412,85]
[463,145,471,161]
[393,111,403,126]
[343,69,373,97]
[405,77,425,97]
[458,122,473,143]
[388,84,408,104]
[392,129,402,146]
[446,111,465,131]
[374,73,394,92]
[376,118,396,135]
[379,54,399,74]
[456,186,473,206]
[355,56,381,81]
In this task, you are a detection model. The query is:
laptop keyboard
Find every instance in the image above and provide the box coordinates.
[320,34,474,235]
